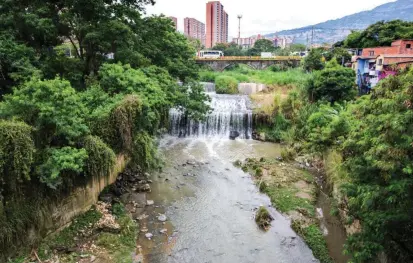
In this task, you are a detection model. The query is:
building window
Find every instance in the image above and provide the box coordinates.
[378,59,383,66]
[407,44,412,49]
[369,51,375,56]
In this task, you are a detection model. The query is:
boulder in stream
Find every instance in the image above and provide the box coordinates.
[255,206,274,230]
[229,131,240,140]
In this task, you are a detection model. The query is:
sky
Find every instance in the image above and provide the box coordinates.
[146,0,395,39]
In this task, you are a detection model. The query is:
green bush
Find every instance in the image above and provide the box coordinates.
[255,168,263,177]
[306,60,356,103]
[199,70,217,82]
[215,76,239,94]
[280,147,297,161]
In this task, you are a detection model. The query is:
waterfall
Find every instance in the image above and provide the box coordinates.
[169,83,253,139]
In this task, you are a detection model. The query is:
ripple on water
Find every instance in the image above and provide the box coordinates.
[136,137,318,263]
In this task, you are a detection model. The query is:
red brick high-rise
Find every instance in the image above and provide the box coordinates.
[184,18,206,47]
[206,1,229,48]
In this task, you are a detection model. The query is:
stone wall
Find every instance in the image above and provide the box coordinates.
[1,155,128,260]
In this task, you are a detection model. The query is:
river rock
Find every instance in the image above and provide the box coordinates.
[146,200,154,206]
[158,214,167,222]
[90,255,96,262]
[145,233,153,239]
[136,184,151,192]
[229,131,240,140]
[159,228,168,234]
[99,194,113,204]
[136,213,149,221]
[187,160,196,165]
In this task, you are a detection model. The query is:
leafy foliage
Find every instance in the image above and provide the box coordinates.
[1,78,88,144]
[211,42,246,56]
[324,47,352,65]
[303,48,325,72]
[215,76,239,94]
[306,60,356,103]
[340,69,413,262]
[38,147,88,188]
[247,39,277,56]
[343,20,413,48]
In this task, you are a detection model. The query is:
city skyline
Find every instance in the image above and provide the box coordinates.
[146,0,394,38]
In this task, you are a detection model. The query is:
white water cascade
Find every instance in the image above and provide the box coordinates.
[169,82,253,139]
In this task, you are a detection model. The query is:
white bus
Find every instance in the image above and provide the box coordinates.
[198,50,224,59]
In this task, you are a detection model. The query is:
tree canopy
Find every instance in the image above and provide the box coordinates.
[0,0,198,94]
[211,42,246,56]
[306,59,356,103]
[342,20,413,48]
[247,39,277,56]
[0,2,210,253]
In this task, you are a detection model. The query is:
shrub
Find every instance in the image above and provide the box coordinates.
[306,60,356,103]
[280,147,296,161]
[255,168,263,177]
[215,76,239,94]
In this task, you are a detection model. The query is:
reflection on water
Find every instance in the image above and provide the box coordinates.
[135,137,318,263]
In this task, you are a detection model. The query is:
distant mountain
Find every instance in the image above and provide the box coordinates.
[265,0,413,45]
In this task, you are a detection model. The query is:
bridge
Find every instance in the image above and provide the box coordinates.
[195,56,302,71]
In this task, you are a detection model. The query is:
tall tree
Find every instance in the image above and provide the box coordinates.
[248,39,276,56]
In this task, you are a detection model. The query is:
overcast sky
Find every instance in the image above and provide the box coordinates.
[146,0,395,38]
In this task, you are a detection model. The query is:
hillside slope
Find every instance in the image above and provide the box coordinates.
[265,0,413,44]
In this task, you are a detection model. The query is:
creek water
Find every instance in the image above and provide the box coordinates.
[131,83,318,262]
[135,137,318,263]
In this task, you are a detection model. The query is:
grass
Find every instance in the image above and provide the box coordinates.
[292,222,333,263]
[199,65,309,87]
[263,186,315,217]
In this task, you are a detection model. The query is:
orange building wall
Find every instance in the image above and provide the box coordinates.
[206,1,228,48]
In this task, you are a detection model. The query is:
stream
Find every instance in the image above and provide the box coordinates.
[128,83,346,262]
[135,137,318,263]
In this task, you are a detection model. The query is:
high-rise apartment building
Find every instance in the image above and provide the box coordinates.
[206,1,229,48]
[168,16,178,30]
[184,18,206,47]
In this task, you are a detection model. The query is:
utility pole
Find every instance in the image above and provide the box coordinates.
[237,15,243,39]
[306,34,309,51]
[310,26,314,49]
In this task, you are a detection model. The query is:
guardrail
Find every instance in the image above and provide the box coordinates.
[195,56,302,61]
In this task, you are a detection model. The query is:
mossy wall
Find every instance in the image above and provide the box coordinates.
[0,154,128,261]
